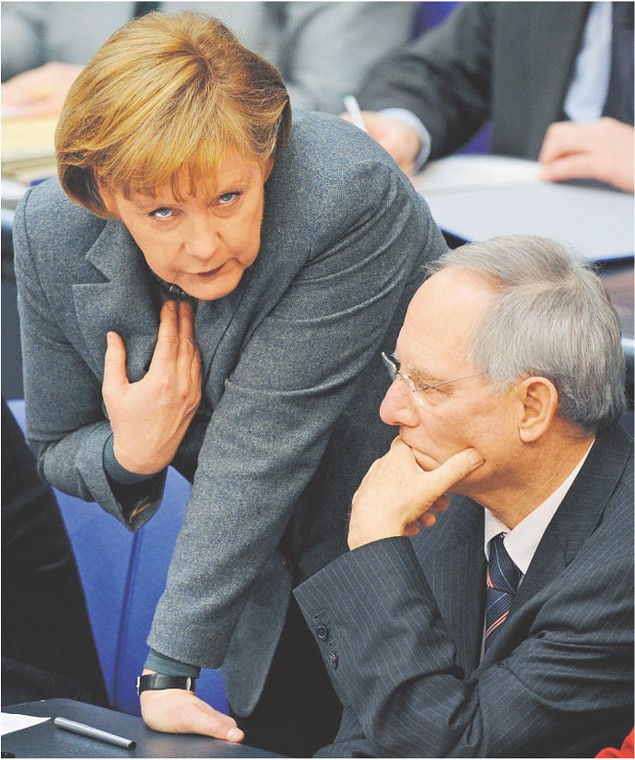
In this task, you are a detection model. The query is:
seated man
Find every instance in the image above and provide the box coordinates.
[295,236,633,757]
[353,2,634,192]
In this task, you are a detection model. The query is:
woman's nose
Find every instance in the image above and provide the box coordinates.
[379,378,420,428]
[186,216,220,261]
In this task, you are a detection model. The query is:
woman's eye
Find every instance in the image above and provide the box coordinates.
[218,192,240,205]
[150,207,173,219]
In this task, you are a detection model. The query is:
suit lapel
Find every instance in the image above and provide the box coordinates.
[72,221,159,382]
[415,499,486,673]
[72,218,258,401]
[527,2,589,113]
[484,426,632,660]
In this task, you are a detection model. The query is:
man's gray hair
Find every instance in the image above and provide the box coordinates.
[428,236,626,432]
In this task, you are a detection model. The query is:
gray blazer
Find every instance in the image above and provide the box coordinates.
[295,425,634,757]
[358,2,590,160]
[1,1,417,114]
[14,112,448,715]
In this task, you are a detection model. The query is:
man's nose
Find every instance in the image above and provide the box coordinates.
[379,378,420,428]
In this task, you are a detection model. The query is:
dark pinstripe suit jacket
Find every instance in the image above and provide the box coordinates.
[358,2,590,161]
[295,425,634,757]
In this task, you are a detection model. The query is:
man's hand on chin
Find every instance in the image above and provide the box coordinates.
[347,437,484,550]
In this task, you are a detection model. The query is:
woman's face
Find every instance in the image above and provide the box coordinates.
[99,153,269,301]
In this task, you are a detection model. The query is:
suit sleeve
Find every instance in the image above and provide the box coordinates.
[295,525,634,758]
[282,2,417,114]
[357,2,495,159]
[147,161,448,667]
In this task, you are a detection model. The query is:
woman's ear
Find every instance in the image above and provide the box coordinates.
[516,376,559,442]
[261,159,274,182]
[93,169,118,216]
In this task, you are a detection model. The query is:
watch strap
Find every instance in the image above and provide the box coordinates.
[136,674,197,695]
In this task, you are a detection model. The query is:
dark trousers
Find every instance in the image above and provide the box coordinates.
[231,596,342,758]
[1,398,108,708]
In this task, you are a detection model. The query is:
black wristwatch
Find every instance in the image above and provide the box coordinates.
[136,674,197,695]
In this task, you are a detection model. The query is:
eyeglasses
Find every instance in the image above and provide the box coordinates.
[381,352,483,406]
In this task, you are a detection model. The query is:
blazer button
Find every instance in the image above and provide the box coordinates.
[328,651,339,669]
[316,624,329,640]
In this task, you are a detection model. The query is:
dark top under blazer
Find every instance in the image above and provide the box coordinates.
[14,112,448,715]
[358,2,590,160]
[295,425,634,757]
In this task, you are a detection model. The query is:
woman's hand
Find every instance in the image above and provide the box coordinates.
[140,674,243,742]
[102,300,202,475]
[348,437,484,550]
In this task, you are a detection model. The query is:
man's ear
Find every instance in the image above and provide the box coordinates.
[516,376,559,442]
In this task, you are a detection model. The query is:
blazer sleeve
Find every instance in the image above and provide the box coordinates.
[357,2,495,159]
[14,186,166,530]
[295,522,634,758]
[148,157,448,667]
[280,2,418,114]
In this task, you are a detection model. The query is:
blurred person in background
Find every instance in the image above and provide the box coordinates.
[352,2,634,192]
[1,0,417,117]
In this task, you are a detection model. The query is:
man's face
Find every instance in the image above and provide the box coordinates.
[380,267,521,501]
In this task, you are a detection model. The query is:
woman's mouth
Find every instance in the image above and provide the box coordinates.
[194,264,224,279]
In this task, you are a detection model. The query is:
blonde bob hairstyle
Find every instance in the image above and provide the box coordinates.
[56,11,291,218]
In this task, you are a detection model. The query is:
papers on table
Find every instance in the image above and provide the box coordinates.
[413,156,635,261]
[1,113,58,186]
[1,712,50,736]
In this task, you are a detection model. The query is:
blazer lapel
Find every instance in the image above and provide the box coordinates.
[484,426,632,660]
[72,221,159,383]
[524,2,589,154]
[415,499,486,673]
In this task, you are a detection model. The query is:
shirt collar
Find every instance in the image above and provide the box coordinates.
[484,440,595,575]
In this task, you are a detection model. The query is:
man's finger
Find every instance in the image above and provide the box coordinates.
[539,121,595,163]
[103,331,129,391]
[423,448,484,502]
[540,154,598,184]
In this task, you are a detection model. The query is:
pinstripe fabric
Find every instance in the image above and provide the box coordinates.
[295,425,634,757]
[484,532,521,651]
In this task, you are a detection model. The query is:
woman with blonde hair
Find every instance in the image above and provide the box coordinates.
[14,11,447,755]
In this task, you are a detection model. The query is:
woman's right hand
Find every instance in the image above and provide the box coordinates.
[102,300,202,475]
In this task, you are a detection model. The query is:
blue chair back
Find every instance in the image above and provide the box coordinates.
[8,398,228,716]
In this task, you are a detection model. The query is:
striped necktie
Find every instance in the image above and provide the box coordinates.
[485,532,521,652]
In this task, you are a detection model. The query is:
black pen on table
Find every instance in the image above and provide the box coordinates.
[53,717,136,750]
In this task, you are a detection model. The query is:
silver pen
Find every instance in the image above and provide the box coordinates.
[54,717,137,750]
[343,95,368,133]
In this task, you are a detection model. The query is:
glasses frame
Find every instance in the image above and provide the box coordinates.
[382,352,483,406]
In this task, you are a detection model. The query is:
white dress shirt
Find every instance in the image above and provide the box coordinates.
[479,441,595,657]
[389,2,614,171]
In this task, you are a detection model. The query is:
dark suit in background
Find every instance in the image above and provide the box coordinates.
[296,424,634,757]
[358,2,594,160]
[1,397,107,708]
